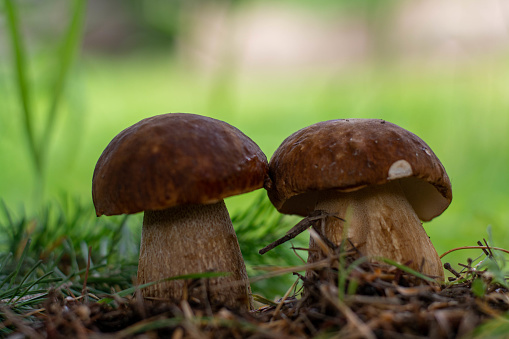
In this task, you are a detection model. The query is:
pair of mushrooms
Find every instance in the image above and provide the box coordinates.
[92,114,452,311]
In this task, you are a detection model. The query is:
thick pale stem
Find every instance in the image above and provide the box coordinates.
[309,181,444,279]
[137,200,252,310]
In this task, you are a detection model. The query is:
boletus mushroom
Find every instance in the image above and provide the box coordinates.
[92,113,268,310]
[265,119,452,279]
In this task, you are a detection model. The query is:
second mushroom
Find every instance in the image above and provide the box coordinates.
[265,119,452,279]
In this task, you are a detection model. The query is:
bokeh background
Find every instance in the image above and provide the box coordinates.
[1,0,509,282]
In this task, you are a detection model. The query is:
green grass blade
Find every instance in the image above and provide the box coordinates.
[0,270,17,291]
[40,0,87,162]
[338,256,368,301]
[376,257,435,282]
[8,260,43,303]
[8,238,31,289]
[13,271,55,303]
[3,0,41,175]
[14,292,49,308]
[106,215,130,258]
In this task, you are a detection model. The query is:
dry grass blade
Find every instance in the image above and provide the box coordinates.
[271,278,299,320]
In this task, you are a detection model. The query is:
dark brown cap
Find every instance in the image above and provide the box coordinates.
[266,119,452,221]
[93,113,268,216]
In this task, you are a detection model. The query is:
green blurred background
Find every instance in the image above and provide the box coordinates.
[1,0,509,282]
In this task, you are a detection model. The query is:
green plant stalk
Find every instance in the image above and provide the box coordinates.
[3,0,41,176]
[337,208,353,301]
[40,0,87,165]
[338,255,368,301]
[337,244,347,301]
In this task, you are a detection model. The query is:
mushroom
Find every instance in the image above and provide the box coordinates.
[265,119,452,279]
[92,113,268,310]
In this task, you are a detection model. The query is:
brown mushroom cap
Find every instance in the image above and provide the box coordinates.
[93,113,268,216]
[266,119,452,221]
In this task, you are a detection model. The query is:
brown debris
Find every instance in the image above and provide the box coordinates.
[3,240,509,338]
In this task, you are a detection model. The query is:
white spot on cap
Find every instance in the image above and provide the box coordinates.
[388,160,413,180]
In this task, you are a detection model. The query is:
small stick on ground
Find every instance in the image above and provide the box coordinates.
[444,263,461,278]
[259,211,344,255]
[483,239,497,265]
[478,241,490,256]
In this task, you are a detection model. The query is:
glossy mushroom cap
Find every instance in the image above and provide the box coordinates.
[93,113,269,216]
[266,119,452,221]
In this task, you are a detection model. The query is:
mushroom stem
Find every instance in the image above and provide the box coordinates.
[308,181,444,279]
[137,200,252,310]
